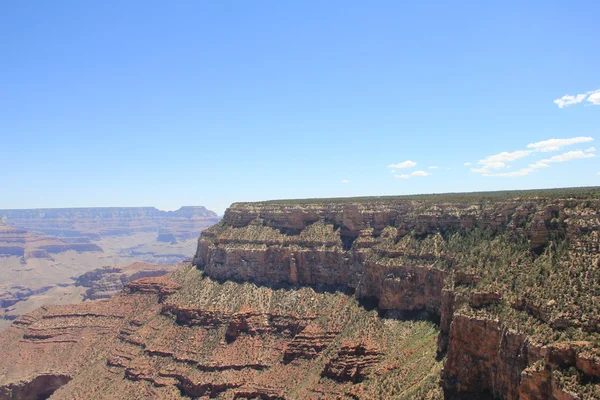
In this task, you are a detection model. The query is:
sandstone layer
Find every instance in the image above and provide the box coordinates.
[193,189,600,399]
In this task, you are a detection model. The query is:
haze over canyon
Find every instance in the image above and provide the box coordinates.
[0,206,219,330]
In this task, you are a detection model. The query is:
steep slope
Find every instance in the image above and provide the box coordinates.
[0,266,442,399]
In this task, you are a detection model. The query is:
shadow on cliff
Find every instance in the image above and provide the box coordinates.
[204,271,442,327]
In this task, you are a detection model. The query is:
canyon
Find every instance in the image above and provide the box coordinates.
[0,188,599,399]
[0,207,219,329]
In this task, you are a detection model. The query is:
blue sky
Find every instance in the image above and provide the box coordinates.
[1,1,598,214]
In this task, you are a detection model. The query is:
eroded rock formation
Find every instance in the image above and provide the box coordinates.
[193,190,600,399]
[1,188,599,399]
[0,267,441,399]
[75,262,180,300]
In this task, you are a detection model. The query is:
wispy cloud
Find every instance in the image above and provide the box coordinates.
[428,166,438,169]
[341,180,349,183]
[472,137,596,178]
[482,151,595,177]
[463,162,471,166]
[554,94,587,108]
[394,170,429,179]
[526,137,594,152]
[554,89,600,108]
[387,160,417,169]
[471,150,532,174]
[537,150,595,164]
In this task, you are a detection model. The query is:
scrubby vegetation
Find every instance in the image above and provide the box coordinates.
[249,186,600,206]
[166,265,443,399]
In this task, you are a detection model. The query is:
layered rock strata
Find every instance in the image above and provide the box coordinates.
[75,262,180,300]
[0,267,442,399]
[194,190,600,399]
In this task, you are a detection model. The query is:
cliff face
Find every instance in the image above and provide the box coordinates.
[194,190,600,399]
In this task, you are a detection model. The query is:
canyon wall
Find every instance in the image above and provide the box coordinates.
[194,191,600,399]
[0,206,220,240]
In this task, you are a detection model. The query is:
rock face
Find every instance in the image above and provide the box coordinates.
[193,189,600,399]
[74,262,180,300]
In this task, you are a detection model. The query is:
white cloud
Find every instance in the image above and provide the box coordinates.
[554,89,600,108]
[463,162,471,166]
[538,150,595,164]
[391,170,396,173]
[587,90,600,105]
[585,147,596,153]
[341,180,349,183]
[481,151,595,178]
[394,170,429,179]
[471,150,532,173]
[554,93,587,108]
[526,137,594,152]
[483,162,549,177]
[428,166,438,169]
[597,172,600,176]
[387,160,417,169]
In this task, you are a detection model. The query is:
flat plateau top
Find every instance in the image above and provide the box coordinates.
[241,186,600,206]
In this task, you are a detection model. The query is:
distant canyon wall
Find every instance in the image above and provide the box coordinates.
[0,206,220,240]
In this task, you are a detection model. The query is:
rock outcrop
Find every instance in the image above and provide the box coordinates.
[75,262,180,300]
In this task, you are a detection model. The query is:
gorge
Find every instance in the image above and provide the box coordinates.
[1,188,599,399]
